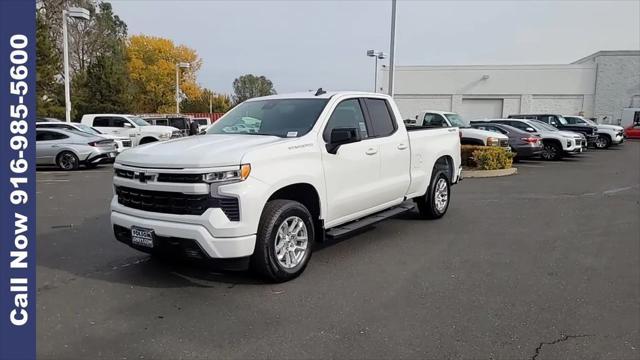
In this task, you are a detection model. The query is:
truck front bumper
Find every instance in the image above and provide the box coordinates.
[111,209,256,259]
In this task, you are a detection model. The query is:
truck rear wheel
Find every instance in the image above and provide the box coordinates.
[416,169,450,219]
[251,200,314,282]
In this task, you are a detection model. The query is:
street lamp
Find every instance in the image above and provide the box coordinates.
[62,6,90,122]
[175,62,190,113]
[366,50,386,93]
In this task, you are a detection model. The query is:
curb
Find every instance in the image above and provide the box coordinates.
[462,167,518,178]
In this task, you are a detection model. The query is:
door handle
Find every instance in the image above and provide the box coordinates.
[447,128,457,132]
[397,143,408,150]
[51,145,59,148]
[365,148,378,155]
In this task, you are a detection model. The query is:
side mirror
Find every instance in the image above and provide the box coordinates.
[526,127,535,132]
[326,127,360,154]
[123,123,133,128]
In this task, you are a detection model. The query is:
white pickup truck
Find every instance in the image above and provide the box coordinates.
[412,110,510,148]
[81,114,182,147]
[111,91,461,282]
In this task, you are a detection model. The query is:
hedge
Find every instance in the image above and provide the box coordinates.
[461,145,514,170]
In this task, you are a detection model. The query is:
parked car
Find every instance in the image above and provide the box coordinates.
[470,122,542,159]
[36,128,118,170]
[36,122,131,153]
[141,115,192,137]
[508,114,598,147]
[80,114,181,146]
[111,91,462,282]
[191,117,212,133]
[624,123,640,139]
[412,111,510,149]
[564,115,624,149]
[479,119,585,160]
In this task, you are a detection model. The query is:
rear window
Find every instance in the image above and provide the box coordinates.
[364,98,396,137]
[93,117,110,127]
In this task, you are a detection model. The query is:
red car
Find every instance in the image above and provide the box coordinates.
[625,124,640,139]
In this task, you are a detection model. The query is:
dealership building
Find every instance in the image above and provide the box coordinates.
[380,50,640,124]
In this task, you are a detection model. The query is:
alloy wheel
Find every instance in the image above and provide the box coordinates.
[274,216,308,269]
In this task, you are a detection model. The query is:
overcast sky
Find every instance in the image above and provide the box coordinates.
[110,0,640,94]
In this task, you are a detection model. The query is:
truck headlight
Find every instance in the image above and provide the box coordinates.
[486,137,499,146]
[159,132,170,139]
[203,164,251,183]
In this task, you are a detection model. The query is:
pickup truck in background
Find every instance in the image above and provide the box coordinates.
[111,91,462,282]
[81,114,182,147]
[410,110,510,149]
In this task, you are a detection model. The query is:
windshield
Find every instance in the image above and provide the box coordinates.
[530,120,558,132]
[445,113,469,128]
[127,116,149,126]
[206,99,329,137]
[556,115,568,125]
[74,123,100,135]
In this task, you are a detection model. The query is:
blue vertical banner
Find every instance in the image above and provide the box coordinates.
[0,0,36,359]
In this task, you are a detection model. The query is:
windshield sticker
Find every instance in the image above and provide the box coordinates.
[286,131,298,137]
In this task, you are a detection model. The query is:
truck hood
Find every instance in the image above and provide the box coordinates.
[116,134,284,168]
[558,130,582,139]
[597,124,624,131]
[140,125,179,134]
[460,128,508,140]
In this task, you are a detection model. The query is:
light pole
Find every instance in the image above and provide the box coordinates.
[388,0,397,97]
[366,50,386,93]
[62,7,90,122]
[175,62,190,113]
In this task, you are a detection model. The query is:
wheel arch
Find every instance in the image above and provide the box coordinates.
[266,183,323,223]
[139,136,159,144]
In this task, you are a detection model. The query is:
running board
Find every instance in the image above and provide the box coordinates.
[325,201,416,239]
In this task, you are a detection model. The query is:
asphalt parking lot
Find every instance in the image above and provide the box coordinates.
[37,142,639,360]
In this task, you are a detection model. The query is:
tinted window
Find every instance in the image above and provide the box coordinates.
[93,117,110,127]
[324,99,368,141]
[169,118,187,129]
[364,98,395,137]
[112,117,130,127]
[36,131,68,141]
[422,113,448,128]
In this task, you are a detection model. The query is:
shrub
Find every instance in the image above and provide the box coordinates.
[460,145,485,167]
[471,147,515,170]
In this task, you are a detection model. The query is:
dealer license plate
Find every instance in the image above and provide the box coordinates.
[131,227,154,248]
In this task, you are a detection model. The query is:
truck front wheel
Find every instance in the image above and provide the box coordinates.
[416,170,450,219]
[252,200,314,282]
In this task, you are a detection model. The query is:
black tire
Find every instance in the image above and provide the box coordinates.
[251,200,314,282]
[56,151,80,170]
[595,134,611,149]
[416,169,451,219]
[541,142,562,161]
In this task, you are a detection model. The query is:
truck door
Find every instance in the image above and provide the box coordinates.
[361,98,410,205]
[321,98,382,224]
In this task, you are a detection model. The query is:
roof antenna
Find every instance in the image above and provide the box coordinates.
[315,88,326,96]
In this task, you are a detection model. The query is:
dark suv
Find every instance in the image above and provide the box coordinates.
[508,114,597,146]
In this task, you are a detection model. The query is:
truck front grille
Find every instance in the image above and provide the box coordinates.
[115,186,240,220]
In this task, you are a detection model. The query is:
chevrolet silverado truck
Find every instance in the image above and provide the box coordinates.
[111,91,462,282]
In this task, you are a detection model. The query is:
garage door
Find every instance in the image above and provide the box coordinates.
[460,99,503,120]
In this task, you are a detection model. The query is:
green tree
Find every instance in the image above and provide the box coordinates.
[36,11,65,118]
[232,74,276,104]
[181,89,232,113]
